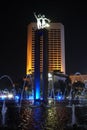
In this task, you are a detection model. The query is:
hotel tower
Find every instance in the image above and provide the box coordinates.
[26,22,65,74]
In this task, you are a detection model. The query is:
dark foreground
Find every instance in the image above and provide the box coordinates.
[0,100,87,130]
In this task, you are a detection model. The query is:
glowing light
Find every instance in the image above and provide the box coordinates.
[7,94,14,99]
[48,73,52,78]
[36,84,40,99]
[0,93,14,100]
[48,73,52,81]
[0,95,7,100]
[57,95,62,100]
[15,95,20,100]
[29,95,34,100]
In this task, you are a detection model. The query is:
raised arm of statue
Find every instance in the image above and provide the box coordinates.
[34,12,37,19]
[34,12,42,29]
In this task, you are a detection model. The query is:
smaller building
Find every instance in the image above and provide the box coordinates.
[69,73,87,84]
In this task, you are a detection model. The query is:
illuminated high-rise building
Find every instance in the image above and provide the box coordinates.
[26,22,65,74]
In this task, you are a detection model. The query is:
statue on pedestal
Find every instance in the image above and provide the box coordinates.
[34,12,50,29]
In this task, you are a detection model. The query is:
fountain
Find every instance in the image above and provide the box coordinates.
[78,88,87,105]
[1,100,7,126]
[71,104,77,125]
[0,75,14,87]
[0,75,15,99]
[0,75,16,126]
[66,103,79,130]
[19,74,34,109]
[65,77,87,130]
[19,75,27,109]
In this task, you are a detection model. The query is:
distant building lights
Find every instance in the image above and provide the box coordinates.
[0,93,14,100]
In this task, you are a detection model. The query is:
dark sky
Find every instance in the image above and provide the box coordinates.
[0,1,87,81]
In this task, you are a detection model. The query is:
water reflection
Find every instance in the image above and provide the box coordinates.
[0,100,87,130]
[18,104,69,130]
[18,107,33,130]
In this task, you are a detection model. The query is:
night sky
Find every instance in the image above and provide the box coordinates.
[0,1,87,81]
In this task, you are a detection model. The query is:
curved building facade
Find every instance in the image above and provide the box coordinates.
[26,22,65,74]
